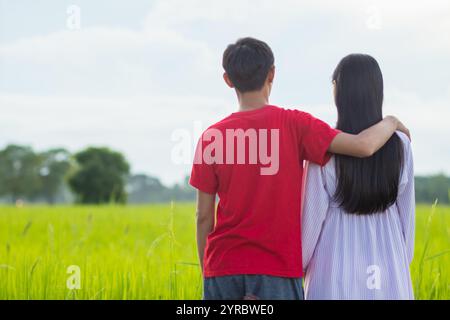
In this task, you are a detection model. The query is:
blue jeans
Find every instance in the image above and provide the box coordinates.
[203,275,303,300]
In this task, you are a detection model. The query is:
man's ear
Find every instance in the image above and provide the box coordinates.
[267,66,275,84]
[223,73,234,88]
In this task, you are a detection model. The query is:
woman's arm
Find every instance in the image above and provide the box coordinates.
[302,162,330,273]
[396,134,415,264]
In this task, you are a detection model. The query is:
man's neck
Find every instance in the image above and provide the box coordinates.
[237,91,269,112]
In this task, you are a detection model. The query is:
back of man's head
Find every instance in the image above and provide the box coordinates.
[222,37,274,93]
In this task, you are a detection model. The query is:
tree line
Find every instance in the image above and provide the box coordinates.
[0,144,447,205]
[0,144,194,205]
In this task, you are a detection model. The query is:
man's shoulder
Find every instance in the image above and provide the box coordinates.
[275,106,314,120]
[267,105,310,115]
[204,105,282,129]
[203,116,236,133]
[201,105,313,133]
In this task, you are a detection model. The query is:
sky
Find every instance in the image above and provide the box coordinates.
[0,0,449,185]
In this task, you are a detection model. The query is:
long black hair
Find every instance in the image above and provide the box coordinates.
[332,54,404,215]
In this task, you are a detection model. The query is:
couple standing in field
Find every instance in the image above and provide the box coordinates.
[189,37,415,300]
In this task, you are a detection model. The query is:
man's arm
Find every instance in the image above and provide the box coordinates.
[196,190,216,274]
[329,116,410,157]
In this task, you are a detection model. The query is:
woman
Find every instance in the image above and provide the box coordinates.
[302,54,415,299]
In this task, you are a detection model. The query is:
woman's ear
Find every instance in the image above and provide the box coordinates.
[223,73,234,88]
[332,80,337,99]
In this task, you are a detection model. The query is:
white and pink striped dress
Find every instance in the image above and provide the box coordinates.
[302,132,415,300]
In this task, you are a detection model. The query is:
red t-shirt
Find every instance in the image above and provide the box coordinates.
[189,105,339,278]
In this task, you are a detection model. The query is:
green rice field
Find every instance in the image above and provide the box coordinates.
[0,203,448,300]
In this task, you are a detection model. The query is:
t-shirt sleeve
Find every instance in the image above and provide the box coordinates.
[293,111,340,166]
[189,135,218,194]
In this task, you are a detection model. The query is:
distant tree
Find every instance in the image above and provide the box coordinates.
[38,148,72,204]
[68,147,130,204]
[0,145,42,203]
[171,175,196,201]
[127,174,171,203]
[415,174,450,204]
[127,174,196,203]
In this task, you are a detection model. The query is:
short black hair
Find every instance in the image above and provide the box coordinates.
[222,37,274,93]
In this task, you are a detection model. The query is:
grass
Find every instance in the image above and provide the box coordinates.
[0,203,449,300]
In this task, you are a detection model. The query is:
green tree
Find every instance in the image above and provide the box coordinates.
[170,175,196,201]
[127,174,196,204]
[0,145,42,203]
[127,174,171,203]
[68,147,130,204]
[415,174,450,204]
[38,148,72,204]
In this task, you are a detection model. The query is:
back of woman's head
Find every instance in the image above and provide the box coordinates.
[332,54,404,214]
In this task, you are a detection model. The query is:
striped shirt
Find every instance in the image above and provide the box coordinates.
[302,132,415,300]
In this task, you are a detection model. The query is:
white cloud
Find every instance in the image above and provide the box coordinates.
[0,26,218,96]
[0,93,232,184]
[144,0,450,35]
[0,26,212,65]
[385,89,450,175]
[0,0,449,182]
